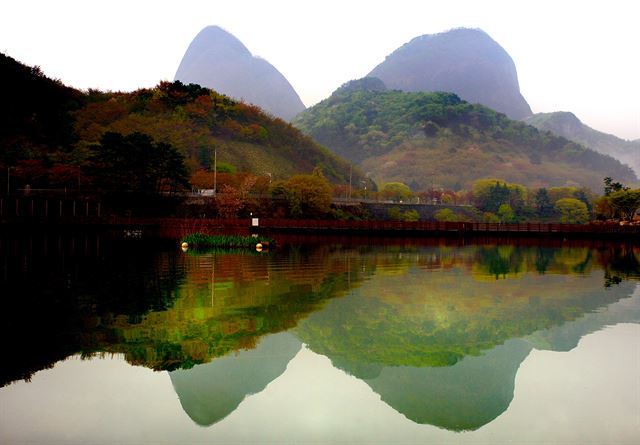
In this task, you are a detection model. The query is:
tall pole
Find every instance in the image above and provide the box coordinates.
[348,164,352,201]
[6,167,10,196]
[213,148,217,197]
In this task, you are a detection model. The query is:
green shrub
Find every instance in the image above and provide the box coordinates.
[181,233,274,248]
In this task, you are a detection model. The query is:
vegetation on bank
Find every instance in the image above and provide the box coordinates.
[181,233,275,248]
[368,176,638,224]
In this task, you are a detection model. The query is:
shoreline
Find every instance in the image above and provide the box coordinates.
[1,217,638,243]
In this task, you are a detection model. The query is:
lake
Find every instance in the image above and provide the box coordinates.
[0,233,638,444]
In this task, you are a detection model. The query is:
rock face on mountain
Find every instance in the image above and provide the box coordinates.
[524,111,640,177]
[175,26,305,121]
[368,28,532,120]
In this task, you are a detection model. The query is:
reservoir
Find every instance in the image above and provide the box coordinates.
[1,234,638,444]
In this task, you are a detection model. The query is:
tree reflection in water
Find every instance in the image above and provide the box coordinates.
[0,235,638,431]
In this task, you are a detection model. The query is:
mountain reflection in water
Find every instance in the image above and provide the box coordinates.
[0,235,638,434]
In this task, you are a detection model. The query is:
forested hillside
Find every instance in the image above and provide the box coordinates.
[293,79,637,192]
[73,81,353,182]
[0,53,85,159]
[0,53,355,195]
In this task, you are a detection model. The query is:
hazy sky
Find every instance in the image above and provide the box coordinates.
[2,0,639,140]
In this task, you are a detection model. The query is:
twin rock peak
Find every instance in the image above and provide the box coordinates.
[174,26,532,122]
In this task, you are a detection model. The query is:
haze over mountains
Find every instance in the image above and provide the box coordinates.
[175,26,305,121]
[368,28,533,121]
[524,111,640,177]
[174,25,638,188]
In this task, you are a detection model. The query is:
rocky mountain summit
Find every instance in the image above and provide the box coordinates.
[175,26,305,121]
[368,28,532,120]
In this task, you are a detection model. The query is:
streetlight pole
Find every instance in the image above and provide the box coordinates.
[213,148,217,197]
[348,164,352,201]
[360,180,367,201]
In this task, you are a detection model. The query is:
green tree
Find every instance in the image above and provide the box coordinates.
[548,186,578,203]
[434,208,458,222]
[554,198,589,224]
[89,131,189,194]
[593,196,615,220]
[389,208,420,221]
[534,188,553,217]
[497,204,515,223]
[472,179,525,213]
[573,188,593,213]
[381,182,413,202]
[215,162,237,173]
[607,189,640,222]
[483,212,500,223]
[603,177,627,196]
[402,209,420,222]
[387,207,402,220]
[274,171,333,218]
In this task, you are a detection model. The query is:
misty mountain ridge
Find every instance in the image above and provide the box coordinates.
[175,26,305,121]
[368,28,532,121]
[524,111,640,176]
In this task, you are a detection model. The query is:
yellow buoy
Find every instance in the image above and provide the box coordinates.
[181,242,188,252]
[256,243,263,252]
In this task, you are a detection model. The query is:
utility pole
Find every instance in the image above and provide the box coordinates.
[213,148,217,197]
[348,164,352,201]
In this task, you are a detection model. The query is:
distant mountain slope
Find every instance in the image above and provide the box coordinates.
[524,111,640,177]
[293,80,636,191]
[175,26,305,121]
[368,28,532,120]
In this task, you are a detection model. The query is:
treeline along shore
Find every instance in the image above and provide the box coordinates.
[2,204,638,242]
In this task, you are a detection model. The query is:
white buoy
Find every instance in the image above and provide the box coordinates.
[256,243,263,252]
[181,242,188,252]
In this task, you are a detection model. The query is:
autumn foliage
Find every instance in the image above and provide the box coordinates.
[1,54,357,199]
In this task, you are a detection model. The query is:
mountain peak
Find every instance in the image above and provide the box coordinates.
[369,27,532,120]
[175,26,305,121]
[333,77,388,95]
[187,26,252,57]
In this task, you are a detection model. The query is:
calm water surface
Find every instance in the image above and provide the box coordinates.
[0,234,639,444]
